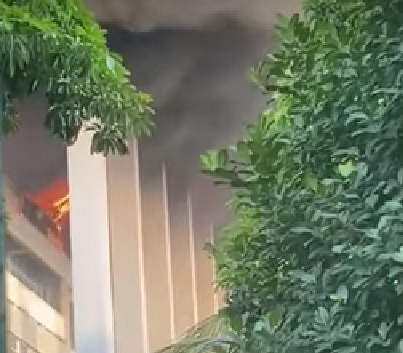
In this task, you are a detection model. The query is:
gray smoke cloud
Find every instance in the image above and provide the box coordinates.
[84,0,301,31]
[3,0,302,205]
[102,20,285,225]
[107,24,274,182]
[91,0,301,185]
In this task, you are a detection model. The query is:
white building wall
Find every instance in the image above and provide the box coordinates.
[68,132,115,353]
[68,134,223,353]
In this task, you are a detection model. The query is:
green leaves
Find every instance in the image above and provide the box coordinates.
[0,0,153,154]
[338,160,355,177]
[191,0,403,353]
[330,285,348,303]
[289,270,316,284]
[397,167,403,185]
[202,150,229,172]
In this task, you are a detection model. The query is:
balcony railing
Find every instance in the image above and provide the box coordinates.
[6,271,65,339]
[6,271,72,353]
[8,330,75,353]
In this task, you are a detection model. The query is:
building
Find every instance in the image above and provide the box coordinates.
[4,176,73,353]
[1,5,300,352]
[3,96,226,353]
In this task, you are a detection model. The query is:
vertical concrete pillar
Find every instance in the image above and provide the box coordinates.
[106,140,148,353]
[67,132,114,353]
[165,166,195,339]
[188,174,230,321]
[138,151,172,352]
[190,180,217,322]
[59,281,72,346]
[68,133,221,353]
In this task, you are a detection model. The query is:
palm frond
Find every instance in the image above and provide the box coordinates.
[156,307,244,353]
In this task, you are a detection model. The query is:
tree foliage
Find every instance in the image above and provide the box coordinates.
[0,0,153,153]
[167,0,403,352]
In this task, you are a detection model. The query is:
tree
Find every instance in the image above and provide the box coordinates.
[163,0,403,352]
[0,0,153,349]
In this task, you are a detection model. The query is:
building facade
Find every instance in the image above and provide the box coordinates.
[2,104,227,353]
[4,180,73,353]
[0,13,300,352]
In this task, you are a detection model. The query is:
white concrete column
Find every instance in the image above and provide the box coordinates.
[67,132,222,353]
[67,132,115,353]
[139,157,172,352]
[106,140,148,353]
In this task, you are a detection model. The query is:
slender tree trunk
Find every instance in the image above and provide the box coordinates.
[0,77,6,352]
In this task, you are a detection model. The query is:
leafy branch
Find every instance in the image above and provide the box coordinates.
[0,0,153,154]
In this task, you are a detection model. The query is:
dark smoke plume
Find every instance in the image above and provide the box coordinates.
[88,0,301,181]
[107,23,274,183]
[84,0,301,31]
[3,0,301,200]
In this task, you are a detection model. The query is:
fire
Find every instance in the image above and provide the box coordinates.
[53,195,70,222]
[21,178,71,256]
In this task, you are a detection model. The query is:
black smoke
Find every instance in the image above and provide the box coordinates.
[3,1,301,201]
[84,0,300,31]
[107,22,273,184]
